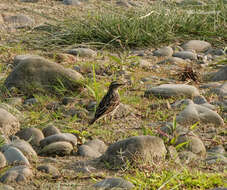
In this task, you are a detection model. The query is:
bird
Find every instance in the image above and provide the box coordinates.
[89,81,124,125]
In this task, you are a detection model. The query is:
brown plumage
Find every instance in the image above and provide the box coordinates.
[89,81,124,125]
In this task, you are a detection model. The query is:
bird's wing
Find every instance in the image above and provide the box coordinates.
[94,93,119,120]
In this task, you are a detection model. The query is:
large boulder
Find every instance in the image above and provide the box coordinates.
[4,55,84,94]
[181,40,211,52]
[101,136,166,167]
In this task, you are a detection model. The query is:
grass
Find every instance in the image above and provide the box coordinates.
[24,1,227,50]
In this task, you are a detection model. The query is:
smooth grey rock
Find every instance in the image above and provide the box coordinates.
[63,0,81,5]
[0,108,20,137]
[24,98,37,105]
[193,96,216,110]
[101,136,166,167]
[207,145,225,154]
[178,151,200,164]
[6,97,23,106]
[0,103,23,122]
[211,66,227,81]
[40,141,73,156]
[210,82,227,97]
[153,46,173,57]
[79,139,107,158]
[15,128,44,147]
[5,55,84,94]
[93,178,134,190]
[40,133,77,148]
[10,139,37,160]
[0,152,6,168]
[2,14,33,28]
[20,0,38,2]
[65,48,97,57]
[206,153,227,164]
[42,125,61,137]
[176,101,224,126]
[3,146,30,165]
[37,164,59,176]
[0,184,14,190]
[173,51,197,60]
[145,84,200,98]
[13,54,40,67]
[182,40,211,52]
[157,57,186,64]
[176,134,206,158]
[0,165,32,183]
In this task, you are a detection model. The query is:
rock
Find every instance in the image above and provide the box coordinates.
[42,125,61,137]
[61,97,76,105]
[0,152,6,168]
[153,46,173,57]
[206,153,227,164]
[145,84,200,98]
[157,57,186,64]
[207,145,225,154]
[4,55,84,94]
[79,139,107,158]
[0,103,23,121]
[3,146,30,165]
[75,165,97,173]
[15,128,44,147]
[101,136,166,167]
[210,81,227,97]
[211,66,227,81]
[167,146,181,164]
[182,40,211,52]
[2,14,33,28]
[40,141,73,156]
[176,101,224,126]
[138,59,152,69]
[193,95,216,110]
[0,165,32,183]
[178,151,200,164]
[6,97,23,106]
[37,164,59,176]
[63,0,82,5]
[93,178,134,189]
[65,48,97,57]
[0,108,20,137]
[176,134,206,158]
[173,51,197,60]
[10,139,37,160]
[0,184,14,190]
[20,0,39,2]
[40,133,77,148]
[24,98,37,105]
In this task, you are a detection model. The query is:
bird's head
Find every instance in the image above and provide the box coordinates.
[109,81,124,91]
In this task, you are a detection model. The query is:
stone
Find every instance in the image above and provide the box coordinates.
[153,46,173,57]
[24,98,37,105]
[37,164,59,176]
[178,151,200,164]
[207,145,225,154]
[62,97,76,105]
[176,101,224,126]
[138,59,152,69]
[0,165,32,183]
[101,136,166,167]
[0,108,20,137]
[6,97,23,106]
[145,84,200,98]
[3,146,30,165]
[173,51,197,60]
[63,0,82,5]
[15,128,44,147]
[0,184,14,190]
[176,134,206,158]
[2,14,33,28]
[167,146,181,164]
[65,48,97,57]
[193,96,216,110]
[10,139,37,160]
[210,82,227,97]
[42,125,61,137]
[157,57,186,64]
[20,0,39,2]
[40,133,77,148]
[211,66,227,81]
[40,141,73,156]
[79,139,107,158]
[0,103,23,122]
[0,152,6,168]
[93,178,134,189]
[4,55,84,94]
[182,40,211,52]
